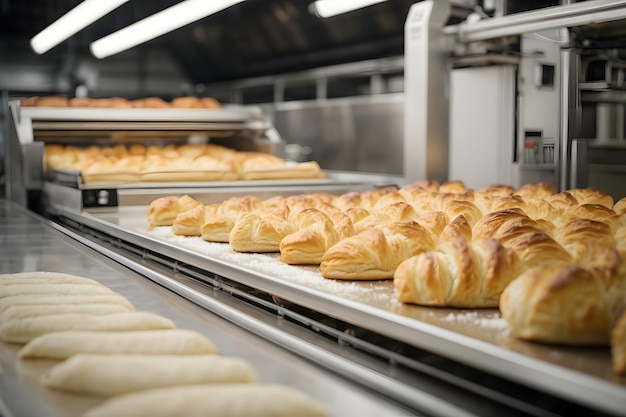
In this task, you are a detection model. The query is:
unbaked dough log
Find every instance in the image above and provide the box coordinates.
[82,384,327,417]
[0,303,132,321]
[0,272,104,287]
[0,294,134,314]
[42,353,258,396]
[0,284,113,298]
[1,312,176,344]
[19,329,218,359]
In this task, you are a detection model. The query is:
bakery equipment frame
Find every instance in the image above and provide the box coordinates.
[405,0,626,198]
[2,2,626,416]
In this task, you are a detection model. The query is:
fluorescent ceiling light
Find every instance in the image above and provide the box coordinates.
[312,0,388,18]
[90,0,245,59]
[30,0,129,54]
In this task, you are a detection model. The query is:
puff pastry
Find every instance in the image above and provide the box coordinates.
[320,220,435,280]
[229,213,295,253]
[82,384,326,417]
[147,195,203,230]
[172,205,206,237]
[19,329,218,359]
[2,311,175,344]
[279,209,340,265]
[42,353,257,396]
[394,237,520,308]
[500,265,616,345]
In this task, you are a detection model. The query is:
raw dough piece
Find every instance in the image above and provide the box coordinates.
[42,353,258,396]
[0,284,113,298]
[19,329,218,359]
[0,303,132,321]
[0,272,104,287]
[82,383,327,417]
[1,311,175,344]
[0,294,134,314]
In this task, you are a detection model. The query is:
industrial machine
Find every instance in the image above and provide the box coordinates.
[1,1,626,417]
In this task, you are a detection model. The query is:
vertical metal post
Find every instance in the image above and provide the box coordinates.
[559,48,581,190]
[403,0,451,184]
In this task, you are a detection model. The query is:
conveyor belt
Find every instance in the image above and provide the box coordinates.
[52,205,626,417]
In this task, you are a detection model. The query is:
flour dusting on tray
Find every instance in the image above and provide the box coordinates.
[147,227,395,304]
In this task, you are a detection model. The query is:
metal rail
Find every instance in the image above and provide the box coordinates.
[443,0,626,42]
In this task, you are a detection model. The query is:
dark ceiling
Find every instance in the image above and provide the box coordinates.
[0,0,420,85]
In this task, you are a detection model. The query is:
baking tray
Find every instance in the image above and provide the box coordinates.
[0,199,414,417]
[58,206,626,416]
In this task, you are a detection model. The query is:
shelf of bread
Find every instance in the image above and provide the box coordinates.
[13,96,270,145]
[44,143,326,185]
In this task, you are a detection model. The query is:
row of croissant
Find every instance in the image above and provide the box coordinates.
[0,272,326,417]
[146,180,626,374]
[44,143,325,183]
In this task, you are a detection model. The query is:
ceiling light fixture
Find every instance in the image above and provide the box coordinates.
[90,0,245,59]
[30,0,130,55]
[311,0,388,18]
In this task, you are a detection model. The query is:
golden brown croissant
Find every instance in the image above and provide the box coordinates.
[200,196,262,243]
[320,220,435,280]
[172,205,206,236]
[514,181,555,200]
[500,264,620,346]
[394,236,520,308]
[280,209,341,265]
[229,213,295,253]
[567,187,614,209]
[146,195,203,231]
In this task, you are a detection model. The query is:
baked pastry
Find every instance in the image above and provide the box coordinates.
[320,220,435,280]
[147,195,203,230]
[68,97,93,107]
[18,329,218,359]
[42,354,257,396]
[611,310,626,374]
[1,311,175,344]
[172,205,206,237]
[33,96,68,107]
[500,264,619,345]
[229,213,295,253]
[200,97,221,109]
[89,97,133,108]
[82,384,326,417]
[171,96,204,108]
[132,97,170,108]
[394,236,520,308]
[147,196,179,230]
[201,197,262,242]
[280,209,340,265]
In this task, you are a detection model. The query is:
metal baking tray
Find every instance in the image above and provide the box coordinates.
[0,199,414,417]
[43,171,402,212]
[57,205,626,416]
